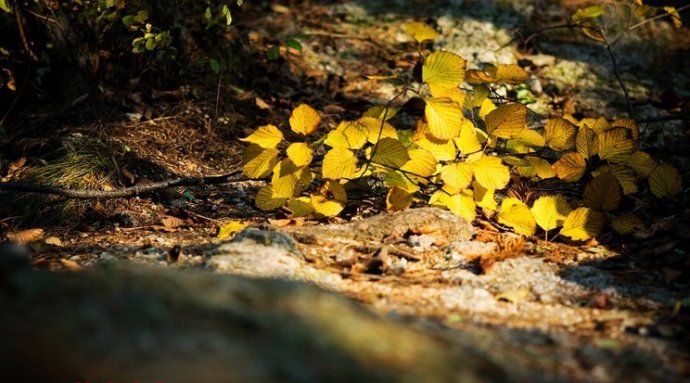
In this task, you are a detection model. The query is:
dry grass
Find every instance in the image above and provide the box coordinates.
[0,135,117,226]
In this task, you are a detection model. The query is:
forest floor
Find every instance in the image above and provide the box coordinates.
[1,0,690,382]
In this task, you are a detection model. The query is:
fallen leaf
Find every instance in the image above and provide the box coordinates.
[44,236,64,247]
[6,229,44,245]
[217,220,248,240]
[60,258,82,270]
[496,288,530,303]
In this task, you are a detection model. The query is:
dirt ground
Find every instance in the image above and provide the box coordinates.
[1,1,689,382]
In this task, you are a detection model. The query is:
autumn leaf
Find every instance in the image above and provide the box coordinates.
[553,152,587,182]
[485,103,527,139]
[498,198,536,236]
[422,51,466,89]
[471,156,510,190]
[425,98,463,140]
[648,163,682,197]
[239,124,283,148]
[584,172,622,211]
[387,187,413,211]
[289,104,321,135]
[242,145,279,179]
[217,220,248,240]
[531,195,572,232]
[560,207,604,241]
[403,21,438,43]
[371,137,410,168]
[544,118,577,151]
[322,147,358,180]
[286,142,313,167]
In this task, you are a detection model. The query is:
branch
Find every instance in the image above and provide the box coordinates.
[0,169,243,199]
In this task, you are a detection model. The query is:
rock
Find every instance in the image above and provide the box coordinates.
[0,264,511,383]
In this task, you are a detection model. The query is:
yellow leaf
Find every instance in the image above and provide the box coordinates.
[363,105,399,120]
[414,122,457,162]
[386,187,413,211]
[440,162,473,193]
[597,128,635,162]
[401,148,437,177]
[359,116,398,144]
[552,152,587,182]
[611,118,639,143]
[239,124,283,148]
[286,142,313,167]
[464,69,495,84]
[472,181,497,211]
[217,220,248,240]
[544,118,577,151]
[664,6,683,28]
[512,129,546,149]
[366,74,398,81]
[488,64,530,84]
[425,98,463,140]
[610,214,644,235]
[465,84,490,109]
[322,147,358,180]
[271,159,312,198]
[385,170,420,193]
[485,103,527,139]
[371,137,410,168]
[312,181,347,217]
[621,151,655,177]
[454,119,483,155]
[255,185,287,211]
[287,196,315,217]
[422,51,466,89]
[596,164,638,195]
[289,104,321,135]
[498,198,536,236]
[472,155,510,190]
[478,98,497,119]
[589,116,611,134]
[325,120,369,149]
[517,156,556,179]
[429,85,465,105]
[531,195,572,232]
[446,192,477,222]
[496,288,531,303]
[648,163,682,197]
[242,144,279,179]
[576,125,598,159]
[403,21,439,43]
[560,207,605,241]
[584,172,622,211]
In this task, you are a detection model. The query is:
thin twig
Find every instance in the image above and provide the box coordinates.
[601,30,634,118]
[13,4,38,61]
[0,169,243,199]
[627,3,690,31]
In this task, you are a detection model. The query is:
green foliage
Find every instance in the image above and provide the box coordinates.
[240,22,684,242]
[267,34,306,60]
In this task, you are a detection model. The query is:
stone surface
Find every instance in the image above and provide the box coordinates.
[0,264,510,383]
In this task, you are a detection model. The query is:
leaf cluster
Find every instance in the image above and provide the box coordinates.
[241,22,683,241]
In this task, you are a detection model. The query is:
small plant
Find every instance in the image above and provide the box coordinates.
[240,21,683,242]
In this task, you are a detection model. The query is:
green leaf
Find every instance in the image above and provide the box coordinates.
[209,58,221,74]
[267,45,280,60]
[0,0,11,13]
[122,15,136,27]
[285,38,303,52]
[135,10,149,23]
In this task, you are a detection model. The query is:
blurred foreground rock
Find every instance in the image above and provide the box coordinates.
[0,263,509,383]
